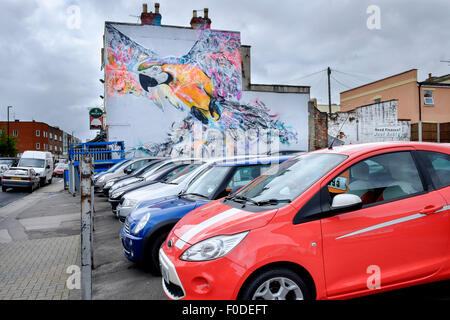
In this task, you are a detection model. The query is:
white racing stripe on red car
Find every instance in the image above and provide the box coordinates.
[175,208,243,249]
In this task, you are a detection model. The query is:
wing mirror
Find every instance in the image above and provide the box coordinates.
[46,165,50,169]
[124,168,132,174]
[330,194,363,213]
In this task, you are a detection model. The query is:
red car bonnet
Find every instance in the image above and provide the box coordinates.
[173,200,278,246]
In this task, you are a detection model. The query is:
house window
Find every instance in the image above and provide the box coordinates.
[49,132,52,139]
[13,130,18,136]
[36,130,40,137]
[49,145,52,151]
[36,143,40,150]
[424,90,434,106]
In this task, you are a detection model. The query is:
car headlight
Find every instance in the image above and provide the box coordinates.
[104,180,115,188]
[180,231,249,262]
[111,191,122,199]
[132,212,151,235]
[97,175,106,184]
[122,198,137,208]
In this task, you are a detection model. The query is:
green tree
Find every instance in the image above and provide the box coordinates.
[0,126,18,157]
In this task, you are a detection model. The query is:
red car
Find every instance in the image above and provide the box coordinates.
[53,163,68,177]
[159,142,450,300]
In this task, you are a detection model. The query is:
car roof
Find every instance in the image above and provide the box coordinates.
[313,142,450,157]
[211,155,293,166]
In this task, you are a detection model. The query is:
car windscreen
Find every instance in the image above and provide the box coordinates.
[0,159,14,165]
[56,163,68,169]
[141,161,176,178]
[107,159,131,172]
[183,166,231,199]
[232,153,348,203]
[135,160,163,176]
[6,168,29,175]
[165,163,204,184]
[18,158,45,168]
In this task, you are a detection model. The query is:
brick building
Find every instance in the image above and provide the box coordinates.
[0,120,78,158]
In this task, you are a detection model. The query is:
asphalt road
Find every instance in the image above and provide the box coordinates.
[0,178,63,208]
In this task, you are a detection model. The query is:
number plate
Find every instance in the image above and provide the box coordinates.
[11,177,21,180]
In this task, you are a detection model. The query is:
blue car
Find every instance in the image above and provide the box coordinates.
[120,155,291,274]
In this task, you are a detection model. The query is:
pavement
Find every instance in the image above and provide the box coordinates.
[91,194,166,300]
[0,179,81,300]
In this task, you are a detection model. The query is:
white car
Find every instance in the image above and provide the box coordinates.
[116,160,209,221]
[94,157,158,192]
[117,155,260,221]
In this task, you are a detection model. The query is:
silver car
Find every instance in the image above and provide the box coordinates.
[2,167,40,193]
[94,157,159,192]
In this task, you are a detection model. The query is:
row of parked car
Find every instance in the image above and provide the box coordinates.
[94,142,450,300]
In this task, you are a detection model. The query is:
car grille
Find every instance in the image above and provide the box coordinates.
[124,220,130,234]
[163,279,185,299]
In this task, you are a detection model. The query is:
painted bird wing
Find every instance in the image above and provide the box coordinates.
[105,24,160,72]
[182,29,242,102]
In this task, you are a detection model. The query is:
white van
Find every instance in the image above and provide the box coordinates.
[18,151,54,186]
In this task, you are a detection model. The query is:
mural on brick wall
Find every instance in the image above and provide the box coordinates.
[105,24,301,157]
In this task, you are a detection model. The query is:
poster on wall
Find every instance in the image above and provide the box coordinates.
[104,23,307,157]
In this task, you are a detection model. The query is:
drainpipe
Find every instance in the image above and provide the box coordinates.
[418,82,422,142]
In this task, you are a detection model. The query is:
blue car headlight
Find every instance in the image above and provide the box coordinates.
[132,212,151,235]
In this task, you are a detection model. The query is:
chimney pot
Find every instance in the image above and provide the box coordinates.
[142,3,147,13]
[429,73,432,78]
[193,10,197,18]
[204,8,209,19]
[155,3,160,14]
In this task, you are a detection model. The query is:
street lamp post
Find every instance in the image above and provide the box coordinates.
[7,106,12,145]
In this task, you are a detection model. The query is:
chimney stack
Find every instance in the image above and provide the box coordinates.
[190,8,211,30]
[140,3,162,26]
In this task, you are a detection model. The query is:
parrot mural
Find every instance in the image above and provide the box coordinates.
[105,24,299,157]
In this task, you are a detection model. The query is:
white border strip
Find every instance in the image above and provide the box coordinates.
[335,213,425,240]
[175,208,242,249]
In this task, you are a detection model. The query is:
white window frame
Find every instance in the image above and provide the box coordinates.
[13,130,18,136]
[36,130,40,137]
[36,143,40,150]
[424,89,434,106]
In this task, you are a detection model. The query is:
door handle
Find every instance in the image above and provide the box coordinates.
[420,205,444,215]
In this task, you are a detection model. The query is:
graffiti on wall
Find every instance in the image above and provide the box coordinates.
[105,24,299,157]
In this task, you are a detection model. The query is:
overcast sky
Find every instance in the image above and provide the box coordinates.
[0,0,449,141]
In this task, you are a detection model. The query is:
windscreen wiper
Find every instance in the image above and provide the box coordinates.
[179,192,209,199]
[227,195,260,206]
[253,198,292,206]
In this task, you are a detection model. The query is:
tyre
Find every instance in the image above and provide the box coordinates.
[2,186,7,192]
[48,177,52,184]
[239,267,311,300]
[39,178,45,187]
[143,230,170,275]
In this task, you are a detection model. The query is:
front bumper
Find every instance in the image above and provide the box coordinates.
[159,249,186,300]
[108,198,121,213]
[119,223,144,263]
[160,237,246,300]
